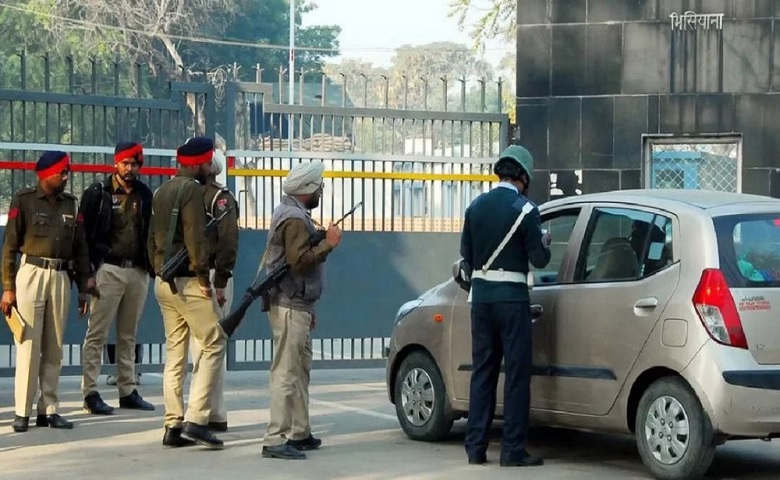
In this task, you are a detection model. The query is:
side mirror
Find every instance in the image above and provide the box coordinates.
[452,258,471,291]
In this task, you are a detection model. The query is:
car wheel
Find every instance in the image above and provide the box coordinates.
[394,350,454,441]
[635,376,715,480]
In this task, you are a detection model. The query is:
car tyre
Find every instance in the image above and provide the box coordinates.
[394,350,454,441]
[635,376,715,480]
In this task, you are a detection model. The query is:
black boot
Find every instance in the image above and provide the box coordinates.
[84,392,115,415]
[36,413,73,429]
[500,450,544,467]
[208,421,228,432]
[12,416,29,432]
[182,421,224,449]
[162,427,196,448]
[119,389,155,411]
[286,434,322,451]
[262,444,306,460]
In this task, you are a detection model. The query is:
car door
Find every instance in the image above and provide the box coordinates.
[547,204,681,415]
[448,205,587,412]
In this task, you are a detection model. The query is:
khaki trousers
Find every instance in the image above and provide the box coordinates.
[263,304,313,447]
[81,263,149,398]
[189,270,233,423]
[14,262,70,417]
[154,276,226,428]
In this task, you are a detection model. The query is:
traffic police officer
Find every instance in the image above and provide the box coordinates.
[78,141,156,415]
[189,149,239,432]
[1,151,95,432]
[459,144,551,467]
[147,136,227,449]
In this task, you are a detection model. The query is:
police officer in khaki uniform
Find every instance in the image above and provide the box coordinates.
[189,150,238,432]
[1,151,95,433]
[261,161,342,460]
[147,136,227,449]
[79,141,156,415]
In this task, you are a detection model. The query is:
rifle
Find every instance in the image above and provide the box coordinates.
[218,201,362,338]
[160,209,231,294]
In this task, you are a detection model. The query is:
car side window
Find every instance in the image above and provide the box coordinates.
[532,208,581,285]
[574,207,675,283]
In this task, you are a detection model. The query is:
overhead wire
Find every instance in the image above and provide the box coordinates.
[0,2,515,54]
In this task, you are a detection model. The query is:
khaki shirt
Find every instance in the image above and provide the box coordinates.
[276,218,333,276]
[2,185,91,292]
[203,180,239,289]
[108,176,143,262]
[147,172,210,286]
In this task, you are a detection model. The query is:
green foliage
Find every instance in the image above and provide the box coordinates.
[179,0,341,79]
[447,0,517,121]
[448,0,516,49]
[321,42,506,157]
[324,42,497,111]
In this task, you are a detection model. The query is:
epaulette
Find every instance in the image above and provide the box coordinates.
[210,187,237,216]
[15,187,36,197]
[62,191,78,201]
[511,196,537,213]
[219,186,236,199]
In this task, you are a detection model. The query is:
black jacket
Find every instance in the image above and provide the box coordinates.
[78,174,154,276]
[460,186,551,303]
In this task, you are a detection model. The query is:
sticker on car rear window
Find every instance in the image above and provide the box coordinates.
[737,295,771,312]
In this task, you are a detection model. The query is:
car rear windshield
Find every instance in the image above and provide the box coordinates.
[714,213,780,288]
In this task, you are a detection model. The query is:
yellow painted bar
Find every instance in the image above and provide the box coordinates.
[228,168,495,182]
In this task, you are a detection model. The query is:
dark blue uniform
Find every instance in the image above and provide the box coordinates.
[460,183,550,464]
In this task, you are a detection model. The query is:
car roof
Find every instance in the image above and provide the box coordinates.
[541,189,780,211]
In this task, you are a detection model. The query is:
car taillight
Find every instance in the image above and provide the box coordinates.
[692,268,748,349]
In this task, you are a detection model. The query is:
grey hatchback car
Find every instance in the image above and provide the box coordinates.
[385,189,780,480]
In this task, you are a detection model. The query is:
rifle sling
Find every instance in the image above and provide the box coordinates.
[162,180,189,265]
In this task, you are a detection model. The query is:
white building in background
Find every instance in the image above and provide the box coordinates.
[231,138,499,228]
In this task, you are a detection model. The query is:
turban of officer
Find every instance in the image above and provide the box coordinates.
[114,141,144,166]
[283,161,325,195]
[35,150,70,179]
[211,149,225,176]
[177,136,214,166]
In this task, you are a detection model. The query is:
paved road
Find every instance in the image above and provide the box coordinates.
[0,368,778,479]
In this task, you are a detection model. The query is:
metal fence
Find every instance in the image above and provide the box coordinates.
[644,136,742,193]
[0,56,510,374]
[0,55,509,230]
[224,77,508,232]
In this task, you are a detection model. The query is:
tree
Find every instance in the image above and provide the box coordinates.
[324,42,495,112]
[14,0,341,147]
[448,0,516,51]
[0,0,341,214]
[448,0,517,122]
[323,42,503,158]
[178,0,341,81]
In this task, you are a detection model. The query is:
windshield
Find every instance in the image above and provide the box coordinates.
[714,213,780,288]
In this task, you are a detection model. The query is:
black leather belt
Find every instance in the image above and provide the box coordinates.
[24,255,72,271]
[103,256,139,268]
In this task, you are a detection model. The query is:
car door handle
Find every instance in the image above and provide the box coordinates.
[531,304,543,321]
[634,297,658,309]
